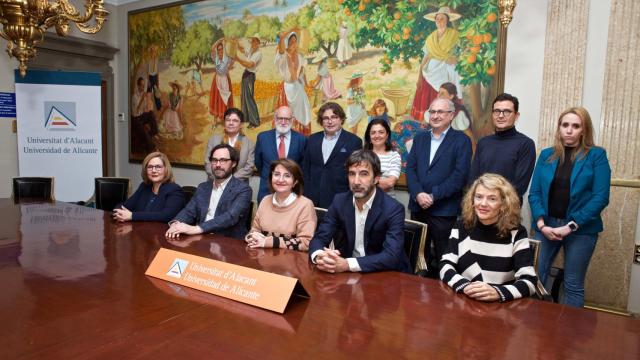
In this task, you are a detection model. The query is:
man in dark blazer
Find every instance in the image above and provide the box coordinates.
[166,144,252,240]
[254,106,307,203]
[406,98,472,277]
[309,150,410,273]
[303,102,362,208]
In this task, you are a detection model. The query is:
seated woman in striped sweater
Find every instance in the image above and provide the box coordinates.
[439,173,537,302]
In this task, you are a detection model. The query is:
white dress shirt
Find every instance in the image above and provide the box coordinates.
[346,189,377,272]
[321,129,342,163]
[429,126,450,165]
[205,176,232,221]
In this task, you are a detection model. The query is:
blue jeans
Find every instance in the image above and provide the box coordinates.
[534,217,598,307]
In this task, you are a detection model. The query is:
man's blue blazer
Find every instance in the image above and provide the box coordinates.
[172,176,252,239]
[405,128,472,215]
[309,190,411,273]
[254,129,306,203]
[302,130,362,208]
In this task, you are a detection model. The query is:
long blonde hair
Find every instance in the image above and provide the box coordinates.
[461,173,521,237]
[549,106,595,163]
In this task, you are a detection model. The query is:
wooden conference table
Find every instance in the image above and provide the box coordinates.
[1,200,638,359]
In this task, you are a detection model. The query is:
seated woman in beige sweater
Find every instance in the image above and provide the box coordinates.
[245,159,317,251]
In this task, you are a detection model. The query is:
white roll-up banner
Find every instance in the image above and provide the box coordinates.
[15,70,102,202]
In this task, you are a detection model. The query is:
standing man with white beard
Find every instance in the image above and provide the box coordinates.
[254,106,307,203]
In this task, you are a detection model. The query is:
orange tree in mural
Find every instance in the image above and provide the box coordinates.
[283,0,357,58]
[172,20,224,73]
[129,7,185,91]
[345,0,498,125]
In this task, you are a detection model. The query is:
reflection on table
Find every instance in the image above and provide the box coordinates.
[0,199,637,359]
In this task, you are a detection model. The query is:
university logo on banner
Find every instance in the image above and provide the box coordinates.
[44,101,76,131]
[166,258,189,279]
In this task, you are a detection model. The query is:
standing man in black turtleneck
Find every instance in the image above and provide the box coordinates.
[469,93,536,204]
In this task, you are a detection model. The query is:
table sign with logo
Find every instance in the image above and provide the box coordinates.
[146,248,309,313]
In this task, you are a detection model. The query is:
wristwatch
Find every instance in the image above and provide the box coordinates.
[567,221,578,232]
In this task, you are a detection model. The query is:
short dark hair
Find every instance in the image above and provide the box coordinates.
[345,149,381,178]
[364,119,393,151]
[268,158,304,195]
[493,93,519,113]
[209,143,239,172]
[317,102,346,125]
[224,107,244,122]
[136,77,144,86]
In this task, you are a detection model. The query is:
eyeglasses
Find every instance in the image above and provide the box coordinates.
[492,109,514,117]
[322,115,341,121]
[428,110,453,116]
[276,116,292,122]
[146,165,165,171]
[210,158,232,164]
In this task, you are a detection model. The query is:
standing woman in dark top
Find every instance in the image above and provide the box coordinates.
[113,152,186,223]
[528,107,611,307]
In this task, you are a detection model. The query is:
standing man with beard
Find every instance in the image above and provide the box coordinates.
[254,106,307,203]
[309,150,410,273]
[166,144,252,239]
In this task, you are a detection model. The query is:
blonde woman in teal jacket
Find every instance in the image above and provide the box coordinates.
[528,106,610,307]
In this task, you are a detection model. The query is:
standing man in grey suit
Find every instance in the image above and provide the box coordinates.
[167,144,252,239]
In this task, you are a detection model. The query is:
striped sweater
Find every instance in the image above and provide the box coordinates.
[439,221,537,302]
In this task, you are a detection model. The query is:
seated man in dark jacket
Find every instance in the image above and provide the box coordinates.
[309,150,410,273]
[166,144,252,240]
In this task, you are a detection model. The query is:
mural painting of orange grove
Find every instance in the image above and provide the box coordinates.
[128,0,502,175]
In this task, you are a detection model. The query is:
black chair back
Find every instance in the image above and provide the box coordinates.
[95,177,130,211]
[314,207,327,229]
[529,239,564,303]
[245,201,255,231]
[529,239,556,302]
[181,185,197,204]
[12,177,54,202]
[403,219,428,275]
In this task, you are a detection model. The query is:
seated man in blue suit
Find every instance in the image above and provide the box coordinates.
[406,98,472,277]
[303,102,362,208]
[166,144,252,239]
[254,106,307,203]
[309,149,410,273]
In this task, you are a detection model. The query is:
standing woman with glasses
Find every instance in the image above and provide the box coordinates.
[204,107,255,181]
[113,152,186,222]
[529,107,611,307]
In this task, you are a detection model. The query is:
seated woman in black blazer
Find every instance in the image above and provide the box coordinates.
[113,152,185,222]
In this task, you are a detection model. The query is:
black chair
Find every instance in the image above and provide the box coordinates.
[403,219,428,276]
[314,207,327,229]
[12,177,54,202]
[529,239,554,302]
[181,185,197,204]
[245,201,255,231]
[95,177,130,211]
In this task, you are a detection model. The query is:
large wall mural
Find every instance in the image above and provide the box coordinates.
[128,0,503,178]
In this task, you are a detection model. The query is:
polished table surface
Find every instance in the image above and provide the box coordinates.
[1,199,638,359]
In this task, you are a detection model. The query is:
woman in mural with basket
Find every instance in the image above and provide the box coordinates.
[275,29,313,136]
[209,38,234,126]
[411,6,463,122]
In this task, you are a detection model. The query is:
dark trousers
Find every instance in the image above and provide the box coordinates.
[411,211,456,278]
[241,70,260,127]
